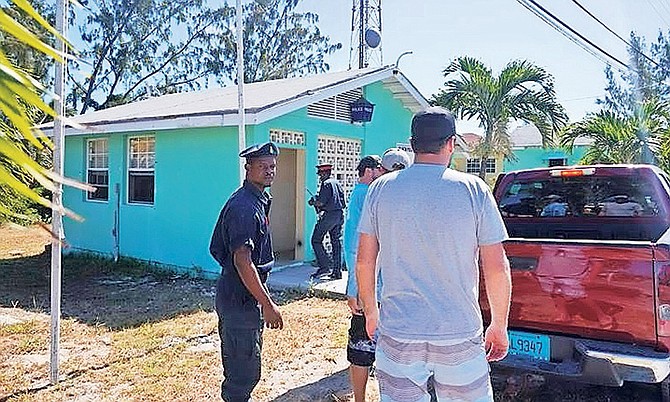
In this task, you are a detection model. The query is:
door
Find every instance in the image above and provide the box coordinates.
[270,148,305,261]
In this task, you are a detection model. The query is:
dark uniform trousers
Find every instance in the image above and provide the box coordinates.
[311,209,344,275]
[216,273,268,402]
[218,318,262,402]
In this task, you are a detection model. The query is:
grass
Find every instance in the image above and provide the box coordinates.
[0,225,354,401]
[0,224,662,401]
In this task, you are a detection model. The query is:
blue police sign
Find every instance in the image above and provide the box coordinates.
[351,98,375,122]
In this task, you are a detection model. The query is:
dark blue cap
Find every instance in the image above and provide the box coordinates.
[411,106,457,143]
[239,142,279,160]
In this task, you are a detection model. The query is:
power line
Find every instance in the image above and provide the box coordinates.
[646,0,670,27]
[516,0,629,72]
[656,0,670,20]
[570,0,659,68]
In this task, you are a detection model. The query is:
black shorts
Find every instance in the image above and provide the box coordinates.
[346,314,376,367]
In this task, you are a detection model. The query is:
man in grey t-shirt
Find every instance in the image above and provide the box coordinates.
[356,107,512,402]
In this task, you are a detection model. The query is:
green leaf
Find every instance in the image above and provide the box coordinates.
[0,10,63,61]
[10,0,69,46]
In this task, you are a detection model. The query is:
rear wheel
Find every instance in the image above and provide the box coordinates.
[661,376,670,402]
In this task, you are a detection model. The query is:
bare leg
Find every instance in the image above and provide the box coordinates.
[349,364,369,402]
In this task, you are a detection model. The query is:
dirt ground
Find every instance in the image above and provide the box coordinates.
[0,224,662,401]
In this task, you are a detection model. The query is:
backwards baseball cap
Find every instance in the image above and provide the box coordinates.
[357,155,382,171]
[381,148,411,171]
[239,142,279,160]
[411,106,457,143]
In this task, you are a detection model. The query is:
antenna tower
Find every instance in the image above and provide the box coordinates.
[349,0,383,69]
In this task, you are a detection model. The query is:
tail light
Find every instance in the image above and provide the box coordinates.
[655,261,670,337]
[550,168,596,177]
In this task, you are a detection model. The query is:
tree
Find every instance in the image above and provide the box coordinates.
[559,98,670,166]
[432,57,568,179]
[564,31,670,166]
[236,0,342,83]
[0,0,71,222]
[599,32,670,115]
[70,0,341,114]
[1,0,53,85]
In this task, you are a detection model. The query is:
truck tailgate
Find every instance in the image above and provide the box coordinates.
[482,239,657,346]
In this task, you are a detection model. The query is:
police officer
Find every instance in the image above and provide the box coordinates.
[309,163,346,279]
[209,142,284,402]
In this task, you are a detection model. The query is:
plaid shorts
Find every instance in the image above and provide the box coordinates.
[346,314,376,367]
[375,334,493,402]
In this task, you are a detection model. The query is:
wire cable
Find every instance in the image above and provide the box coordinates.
[646,0,670,27]
[516,0,629,72]
[656,0,670,20]
[570,0,659,67]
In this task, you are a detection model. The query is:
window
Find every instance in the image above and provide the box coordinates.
[466,158,496,174]
[497,175,661,218]
[86,138,109,201]
[128,136,155,204]
[548,158,566,167]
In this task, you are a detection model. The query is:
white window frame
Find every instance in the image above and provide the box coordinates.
[466,158,496,174]
[127,135,155,205]
[86,138,109,202]
[548,157,567,167]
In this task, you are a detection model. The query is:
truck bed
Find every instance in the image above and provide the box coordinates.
[481,239,657,346]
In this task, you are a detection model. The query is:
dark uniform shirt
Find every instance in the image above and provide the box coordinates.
[316,177,346,211]
[210,180,274,329]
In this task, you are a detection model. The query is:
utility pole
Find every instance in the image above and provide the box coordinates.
[236,0,246,184]
[50,0,68,384]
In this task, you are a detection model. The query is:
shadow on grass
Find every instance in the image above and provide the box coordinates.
[0,249,217,329]
[270,368,350,402]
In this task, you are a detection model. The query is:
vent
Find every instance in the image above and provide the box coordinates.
[308,88,363,122]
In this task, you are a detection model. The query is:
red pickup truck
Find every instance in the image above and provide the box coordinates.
[484,164,670,400]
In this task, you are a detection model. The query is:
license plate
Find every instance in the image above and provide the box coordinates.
[508,331,550,361]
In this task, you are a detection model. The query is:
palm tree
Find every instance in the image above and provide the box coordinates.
[560,98,670,167]
[433,57,568,179]
[0,0,80,222]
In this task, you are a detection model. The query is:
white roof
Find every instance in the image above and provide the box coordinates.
[510,124,592,147]
[44,66,429,135]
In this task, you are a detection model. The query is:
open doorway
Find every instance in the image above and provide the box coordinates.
[270,148,305,262]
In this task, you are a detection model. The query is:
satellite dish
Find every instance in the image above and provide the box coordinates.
[364,28,381,48]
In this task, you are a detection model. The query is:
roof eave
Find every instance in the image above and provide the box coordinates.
[44,66,430,136]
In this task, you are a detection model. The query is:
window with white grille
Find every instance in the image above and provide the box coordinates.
[466,158,496,174]
[86,138,108,201]
[307,88,363,122]
[128,136,155,204]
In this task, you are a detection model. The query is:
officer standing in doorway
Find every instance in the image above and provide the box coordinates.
[309,163,346,280]
[209,142,284,402]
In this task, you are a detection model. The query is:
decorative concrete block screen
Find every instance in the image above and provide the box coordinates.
[316,135,361,258]
[317,135,361,200]
[269,129,305,146]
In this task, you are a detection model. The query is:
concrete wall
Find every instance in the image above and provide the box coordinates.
[503,145,588,172]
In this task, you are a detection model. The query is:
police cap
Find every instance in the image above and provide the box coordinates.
[316,163,333,172]
[239,142,279,161]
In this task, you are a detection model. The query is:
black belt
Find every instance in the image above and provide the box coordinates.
[256,260,274,275]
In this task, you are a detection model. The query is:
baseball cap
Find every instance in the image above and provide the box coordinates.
[357,155,382,171]
[410,106,457,143]
[381,148,411,171]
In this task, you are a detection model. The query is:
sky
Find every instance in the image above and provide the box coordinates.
[296,0,669,134]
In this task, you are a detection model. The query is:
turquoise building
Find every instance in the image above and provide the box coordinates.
[504,124,591,172]
[48,67,428,277]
